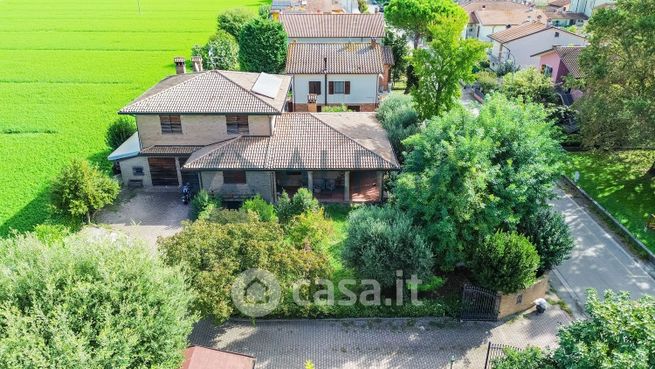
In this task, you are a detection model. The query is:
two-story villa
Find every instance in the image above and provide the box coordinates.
[286,41,394,112]
[108,57,399,203]
[278,13,392,112]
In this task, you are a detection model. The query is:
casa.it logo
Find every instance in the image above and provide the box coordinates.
[231,268,282,318]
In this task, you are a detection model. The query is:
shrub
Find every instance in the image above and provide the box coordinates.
[501,67,558,104]
[105,116,136,151]
[468,232,540,293]
[191,30,239,70]
[518,207,574,274]
[276,189,320,224]
[242,195,277,222]
[376,94,420,157]
[321,104,352,112]
[285,208,334,250]
[0,233,195,369]
[204,208,259,224]
[217,8,255,38]
[258,4,271,18]
[32,224,70,244]
[492,347,553,369]
[358,0,369,13]
[50,159,120,224]
[190,190,221,220]
[159,220,331,322]
[475,71,499,94]
[238,18,287,73]
[342,205,433,289]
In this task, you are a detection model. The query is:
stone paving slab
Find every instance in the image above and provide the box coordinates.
[190,308,570,369]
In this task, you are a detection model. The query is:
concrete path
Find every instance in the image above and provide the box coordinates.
[551,190,655,316]
[191,310,570,369]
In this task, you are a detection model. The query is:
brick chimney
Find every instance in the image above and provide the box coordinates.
[370,37,377,48]
[174,57,186,74]
[191,56,203,72]
[307,94,318,112]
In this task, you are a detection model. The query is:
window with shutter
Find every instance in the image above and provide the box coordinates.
[331,81,346,94]
[309,81,321,95]
[226,115,249,135]
[328,81,334,95]
[159,115,182,134]
[223,171,247,184]
[344,81,351,95]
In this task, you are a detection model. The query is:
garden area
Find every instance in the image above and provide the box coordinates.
[0,0,265,235]
[566,150,655,252]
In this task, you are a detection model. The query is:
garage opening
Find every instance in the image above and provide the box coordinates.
[148,157,178,186]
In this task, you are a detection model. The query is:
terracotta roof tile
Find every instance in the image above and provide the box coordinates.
[286,43,386,74]
[489,21,549,43]
[181,346,255,369]
[140,145,204,156]
[183,113,399,171]
[280,14,385,39]
[120,71,291,115]
[473,8,547,25]
[555,45,585,78]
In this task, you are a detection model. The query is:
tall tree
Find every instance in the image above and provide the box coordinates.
[577,0,655,152]
[411,14,487,119]
[217,8,256,39]
[384,0,462,48]
[192,30,239,70]
[238,18,287,73]
[395,94,564,269]
[382,29,409,84]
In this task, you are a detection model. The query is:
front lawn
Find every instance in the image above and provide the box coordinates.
[566,150,655,251]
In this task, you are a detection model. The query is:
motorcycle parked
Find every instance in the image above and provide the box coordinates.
[181,183,191,205]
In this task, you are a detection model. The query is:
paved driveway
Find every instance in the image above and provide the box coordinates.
[552,190,655,316]
[190,309,570,369]
[97,189,188,250]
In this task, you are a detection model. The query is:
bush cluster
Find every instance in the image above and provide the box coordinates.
[105,116,136,151]
[0,234,195,368]
[376,94,420,158]
[190,189,221,220]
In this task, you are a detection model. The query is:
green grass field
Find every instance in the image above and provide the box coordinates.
[567,150,655,251]
[0,0,264,234]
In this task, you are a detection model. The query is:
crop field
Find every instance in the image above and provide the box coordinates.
[0,0,264,234]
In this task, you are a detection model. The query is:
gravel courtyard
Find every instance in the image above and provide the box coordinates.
[97,189,188,249]
[190,308,570,369]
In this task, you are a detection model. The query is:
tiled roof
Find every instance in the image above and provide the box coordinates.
[140,145,204,156]
[473,9,547,25]
[543,10,588,20]
[120,71,291,115]
[461,1,528,22]
[181,346,255,369]
[184,113,399,171]
[555,45,585,78]
[382,46,395,66]
[286,43,386,74]
[279,14,385,39]
[489,21,549,43]
[548,0,570,7]
[183,137,270,169]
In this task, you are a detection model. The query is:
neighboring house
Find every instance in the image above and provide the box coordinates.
[488,21,587,71]
[109,57,399,204]
[460,1,546,42]
[271,0,356,14]
[286,41,394,112]
[279,13,385,43]
[542,9,587,26]
[569,0,614,17]
[533,45,585,100]
[180,346,255,369]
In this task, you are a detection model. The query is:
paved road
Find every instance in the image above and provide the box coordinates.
[552,190,655,316]
[191,311,570,369]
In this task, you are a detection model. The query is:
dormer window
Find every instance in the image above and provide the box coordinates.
[160,115,182,134]
[226,115,249,135]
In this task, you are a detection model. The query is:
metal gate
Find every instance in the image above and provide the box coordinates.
[483,342,522,369]
[461,284,500,321]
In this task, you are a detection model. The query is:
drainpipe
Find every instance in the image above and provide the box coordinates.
[323,57,328,107]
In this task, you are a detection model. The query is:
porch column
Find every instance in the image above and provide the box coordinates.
[377,171,384,202]
[344,171,350,202]
[307,171,313,191]
[174,157,183,187]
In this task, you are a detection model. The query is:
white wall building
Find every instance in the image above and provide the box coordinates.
[488,21,587,71]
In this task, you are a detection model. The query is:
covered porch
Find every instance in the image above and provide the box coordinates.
[275,170,384,203]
